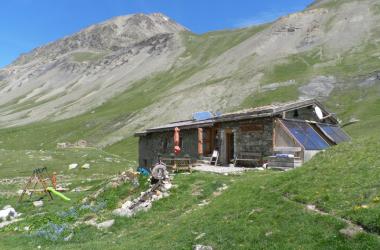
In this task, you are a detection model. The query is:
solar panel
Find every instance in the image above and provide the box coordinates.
[316,124,350,144]
[281,120,330,150]
[192,111,213,121]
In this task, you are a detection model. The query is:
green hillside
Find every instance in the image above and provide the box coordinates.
[1,0,380,248]
[1,136,380,249]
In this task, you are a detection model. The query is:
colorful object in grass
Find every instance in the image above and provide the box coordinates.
[137,167,150,176]
[51,172,57,189]
[174,146,181,155]
[46,187,71,201]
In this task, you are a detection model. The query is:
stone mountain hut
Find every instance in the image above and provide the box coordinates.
[135,99,350,169]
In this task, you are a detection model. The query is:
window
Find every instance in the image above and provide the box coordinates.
[316,124,350,144]
[281,119,330,150]
[293,110,299,118]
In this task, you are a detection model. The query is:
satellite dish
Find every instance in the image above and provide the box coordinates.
[314,106,324,120]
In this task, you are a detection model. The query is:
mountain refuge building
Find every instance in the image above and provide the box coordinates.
[135,99,350,170]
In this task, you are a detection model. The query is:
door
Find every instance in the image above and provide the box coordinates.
[226,131,235,163]
[204,128,218,155]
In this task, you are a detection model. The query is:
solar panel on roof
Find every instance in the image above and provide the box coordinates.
[215,111,222,117]
[193,111,213,121]
[281,120,330,150]
[316,124,350,144]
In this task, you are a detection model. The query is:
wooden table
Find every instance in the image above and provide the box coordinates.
[160,157,192,172]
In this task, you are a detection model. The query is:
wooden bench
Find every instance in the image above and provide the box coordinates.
[160,157,192,173]
[234,152,262,167]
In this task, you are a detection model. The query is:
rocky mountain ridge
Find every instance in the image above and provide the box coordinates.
[0,13,186,126]
[0,0,379,147]
[14,13,186,65]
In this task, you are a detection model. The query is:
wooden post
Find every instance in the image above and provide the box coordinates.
[37,174,53,200]
[198,128,203,158]
[18,176,33,202]
[51,172,57,189]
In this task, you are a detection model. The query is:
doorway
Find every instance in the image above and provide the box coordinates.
[226,131,235,164]
[204,127,218,155]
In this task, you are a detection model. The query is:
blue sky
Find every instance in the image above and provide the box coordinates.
[0,0,314,67]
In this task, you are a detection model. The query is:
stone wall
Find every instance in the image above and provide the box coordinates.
[138,118,275,168]
[138,129,199,168]
[218,118,274,165]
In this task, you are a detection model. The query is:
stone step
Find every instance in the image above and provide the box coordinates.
[196,160,210,164]
[268,161,302,168]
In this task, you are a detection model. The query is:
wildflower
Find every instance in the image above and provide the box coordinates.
[353,205,362,211]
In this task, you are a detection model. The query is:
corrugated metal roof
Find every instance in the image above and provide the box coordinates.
[147,119,214,131]
[135,99,335,135]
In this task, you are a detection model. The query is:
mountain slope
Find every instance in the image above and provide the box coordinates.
[0,13,186,127]
[0,0,379,150]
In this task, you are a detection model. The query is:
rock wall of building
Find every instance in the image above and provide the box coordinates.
[138,118,275,168]
[138,129,198,168]
[218,118,274,166]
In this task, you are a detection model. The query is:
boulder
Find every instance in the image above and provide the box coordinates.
[0,205,18,221]
[339,224,363,238]
[81,163,90,169]
[193,245,213,250]
[33,200,44,207]
[97,219,115,229]
[68,163,78,170]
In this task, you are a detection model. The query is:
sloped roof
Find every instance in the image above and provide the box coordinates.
[135,99,336,136]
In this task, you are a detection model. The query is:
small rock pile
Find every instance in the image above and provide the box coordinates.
[114,164,171,217]
[107,170,139,189]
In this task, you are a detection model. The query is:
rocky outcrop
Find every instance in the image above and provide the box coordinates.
[299,76,336,99]
[0,13,186,127]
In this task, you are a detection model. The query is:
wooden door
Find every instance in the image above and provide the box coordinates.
[226,131,234,163]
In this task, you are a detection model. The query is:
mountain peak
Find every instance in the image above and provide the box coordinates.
[105,12,187,34]
[14,13,187,65]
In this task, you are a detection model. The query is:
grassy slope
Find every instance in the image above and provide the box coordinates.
[1,137,380,249]
[0,7,380,248]
[0,148,133,178]
[1,93,379,249]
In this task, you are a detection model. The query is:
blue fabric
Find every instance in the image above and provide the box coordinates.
[137,167,150,176]
[275,154,294,158]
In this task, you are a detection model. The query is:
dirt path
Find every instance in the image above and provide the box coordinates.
[282,196,376,238]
